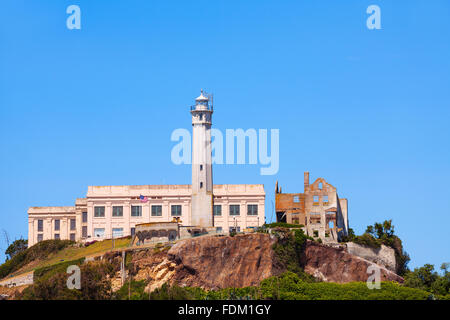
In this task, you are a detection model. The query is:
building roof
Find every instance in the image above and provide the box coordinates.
[28,206,76,215]
[86,184,265,197]
[195,90,209,101]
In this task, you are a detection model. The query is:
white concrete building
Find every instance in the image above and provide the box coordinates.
[27,92,265,247]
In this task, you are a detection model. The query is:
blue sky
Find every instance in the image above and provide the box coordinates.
[0,0,449,269]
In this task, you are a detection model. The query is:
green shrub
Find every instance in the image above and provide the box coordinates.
[149,283,195,300]
[0,240,74,279]
[149,272,432,300]
[114,280,148,300]
[34,258,85,282]
[20,260,118,300]
[271,228,315,280]
[353,233,381,249]
[403,263,450,298]
[264,222,304,229]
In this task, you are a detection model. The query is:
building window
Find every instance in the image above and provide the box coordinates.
[54,234,60,240]
[70,233,76,241]
[200,182,203,188]
[323,195,329,204]
[247,205,258,216]
[318,182,323,190]
[171,205,182,216]
[313,196,319,204]
[216,227,223,233]
[131,206,142,217]
[37,234,43,242]
[94,206,105,217]
[131,227,136,237]
[82,212,88,223]
[151,205,162,216]
[112,228,123,238]
[37,219,43,232]
[229,205,240,216]
[70,219,76,231]
[293,195,300,203]
[94,228,105,238]
[213,205,222,216]
[200,165,203,171]
[54,219,60,231]
[112,206,123,217]
[82,226,87,238]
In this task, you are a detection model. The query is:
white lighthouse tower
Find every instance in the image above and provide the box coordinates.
[190,90,214,227]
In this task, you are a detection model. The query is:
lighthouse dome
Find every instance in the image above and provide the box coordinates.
[195,90,209,102]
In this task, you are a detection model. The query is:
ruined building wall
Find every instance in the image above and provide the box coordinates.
[275,172,349,242]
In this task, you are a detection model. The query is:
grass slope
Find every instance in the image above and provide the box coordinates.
[0,238,131,280]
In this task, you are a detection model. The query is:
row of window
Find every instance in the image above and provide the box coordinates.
[214,227,241,233]
[35,204,259,234]
[313,195,329,203]
[39,225,248,242]
[92,204,259,217]
[37,219,76,232]
[37,233,75,242]
[92,227,136,238]
[41,227,138,241]
[213,204,258,216]
[93,205,182,218]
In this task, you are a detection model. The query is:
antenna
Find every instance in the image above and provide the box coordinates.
[205,91,214,111]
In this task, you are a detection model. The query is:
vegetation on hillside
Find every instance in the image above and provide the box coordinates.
[341,220,410,276]
[5,239,28,260]
[0,240,74,279]
[270,227,315,280]
[19,260,119,300]
[403,263,450,299]
[111,271,432,300]
[263,222,305,229]
[0,237,131,280]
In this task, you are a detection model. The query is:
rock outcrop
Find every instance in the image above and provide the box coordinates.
[345,242,397,272]
[167,233,280,289]
[302,241,403,283]
[109,233,404,292]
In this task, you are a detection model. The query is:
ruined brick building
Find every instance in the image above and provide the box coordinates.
[275,172,348,242]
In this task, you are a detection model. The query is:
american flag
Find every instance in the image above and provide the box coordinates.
[139,195,148,203]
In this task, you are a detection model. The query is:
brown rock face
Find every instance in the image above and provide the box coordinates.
[302,241,404,283]
[125,233,403,292]
[167,233,280,289]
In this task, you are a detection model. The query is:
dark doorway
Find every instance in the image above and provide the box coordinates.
[276,211,287,223]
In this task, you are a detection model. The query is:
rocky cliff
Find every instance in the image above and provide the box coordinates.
[345,242,397,272]
[303,241,403,283]
[167,232,280,289]
[127,233,402,292]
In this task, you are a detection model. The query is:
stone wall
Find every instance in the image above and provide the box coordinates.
[345,242,397,272]
[303,241,402,283]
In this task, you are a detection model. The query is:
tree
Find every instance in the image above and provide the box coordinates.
[366,219,394,240]
[5,239,28,260]
[361,220,409,275]
[1,229,10,248]
[404,264,450,297]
